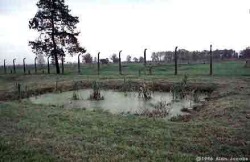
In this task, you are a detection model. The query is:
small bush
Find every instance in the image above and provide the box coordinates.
[141,100,171,118]
[71,91,80,100]
[138,83,152,100]
[121,77,134,92]
[171,74,189,101]
[192,90,200,103]
[170,114,191,122]
[180,107,191,113]
[89,81,104,100]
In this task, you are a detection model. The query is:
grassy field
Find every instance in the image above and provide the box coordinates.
[1,60,250,76]
[0,60,250,161]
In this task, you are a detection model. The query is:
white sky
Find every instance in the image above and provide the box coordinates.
[0,0,250,64]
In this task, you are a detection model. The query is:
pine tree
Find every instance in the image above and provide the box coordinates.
[29,0,86,74]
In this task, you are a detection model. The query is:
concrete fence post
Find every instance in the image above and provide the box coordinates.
[174,46,178,75]
[119,50,122,75]
[144,49,147,66]
[210,44,213,75]
[4,59,6,74]
[97,52,100,75]
[23,58,26,74]
[78,53,82,74]
[47,56,51,74]
[34,57,37,73]
[13,58,16,74]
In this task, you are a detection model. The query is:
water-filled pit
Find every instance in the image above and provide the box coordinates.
[29,89,207,119]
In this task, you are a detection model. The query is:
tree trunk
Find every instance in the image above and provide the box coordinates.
[61,56,64,74]
[51,0,60,74]
[54,55,60,74]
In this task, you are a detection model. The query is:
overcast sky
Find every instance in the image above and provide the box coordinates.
[0,0,250,64]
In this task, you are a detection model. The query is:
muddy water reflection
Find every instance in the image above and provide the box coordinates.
[29,89,206,118]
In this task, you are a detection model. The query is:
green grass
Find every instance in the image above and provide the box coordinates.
[149,61,250,76]
[0,60,249,161]
[0,98,249,161]
[1,60,250,77]
[0,60,249,92]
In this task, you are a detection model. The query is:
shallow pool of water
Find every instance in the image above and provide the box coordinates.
[29,89,206,118]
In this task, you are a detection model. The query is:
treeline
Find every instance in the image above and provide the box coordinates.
[151,47,250,63]
[151,49,238,63]
[51,47,250,65]
[240,47,250,59]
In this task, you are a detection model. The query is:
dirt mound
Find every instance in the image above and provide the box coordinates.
[0,80,215,101]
